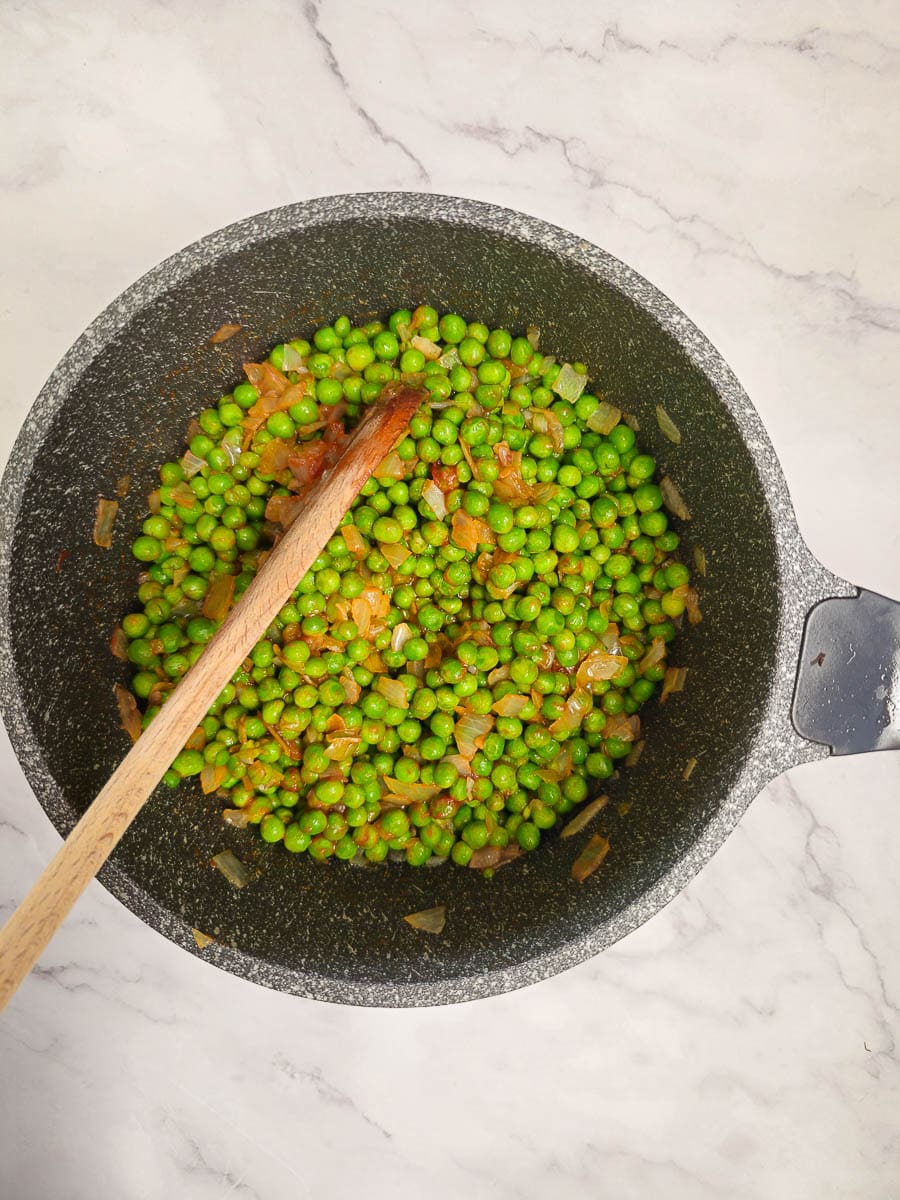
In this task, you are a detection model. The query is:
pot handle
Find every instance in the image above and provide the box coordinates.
[792,588,900,754]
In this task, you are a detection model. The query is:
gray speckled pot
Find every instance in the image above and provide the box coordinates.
[1,194,896,1007]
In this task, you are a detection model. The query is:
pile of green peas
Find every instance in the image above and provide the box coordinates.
[120,306,693,870]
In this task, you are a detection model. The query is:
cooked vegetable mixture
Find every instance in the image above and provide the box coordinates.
[115,307,699,872]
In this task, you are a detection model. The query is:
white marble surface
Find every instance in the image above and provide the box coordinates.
[2,3,899,1197]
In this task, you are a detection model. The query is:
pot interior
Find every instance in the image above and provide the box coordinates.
[5,207,779,997]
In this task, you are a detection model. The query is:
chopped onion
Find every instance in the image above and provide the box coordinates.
[639,638,667,674]
[655,404,682,444]
[561,795,609,838]
[526,325,541,350]
[571,833,610,882]
[592,622,620,648]
[452,620,494,648]
[421,480,448,520]
[469,845,521,871]
[340,671,361,705]
[624,738,646,767]
[586,400,622,435]
[604,711,640,743]
[411,335,442,361]
[382,777,441,805]
[244,360,289,395]
[325,712,349,735]
[192,928,216,949]
[683,757,698,781]
[200,764,227,794]
[364,652,388,674]
[525,407,564,453]
[148,489,161,515]
[115,474,131,499]
[281,342,305,371]
[266,492,303,529]
[209,322,241,344]
[403,905,446,934]
[693,545,707,576]
[286,438,334,489]
[376,676,409,709]
[491,470,538,505]
[441,753,474,778]
[439,346,461,369]
[202,572,236,621]
[221,430,243,466]
[114,683,142,743]
[684,587,702,625]
[661,666,688,702]
[623,411,640,431]
[380,541,411,569]
[222,807,252,829]
[185,724,206,751]
[549,687,592,735]
[552,363,587,403]
[178,449,206,479]
[170,481,197,510]
[351,596,372,638]
[257,437,293,474]
[341,524,367,558]
[430,464,459,493]
[553,744,573,779]
[92,497,119,548]
[536,767,563,784]
[494,441,520,476]
[109,626,128,661]
[374,450,406,480]
[211,850,253,888]
[576,647,627,687]
[492,693,529,717]
[487,664,510,687]
[362,587,390,620]
[147,680,173,706]
[391,622,413,653]
[454,712,494,760]
[660,475,691,520]
[451,509,494,552]
[325,735,362,762]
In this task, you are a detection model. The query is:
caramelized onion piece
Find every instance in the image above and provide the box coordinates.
[655,404,681,444]
[403,905,446,934]
[93,497,119,548]
[661,666,688,702]
[561,795,609,838]
[209,322,241,344]
[211,850,253,888]
[114,683,142,743]
[586,401,621,435]
[572,834,610,882]
[202,572,236,622]
[660,475,691,520]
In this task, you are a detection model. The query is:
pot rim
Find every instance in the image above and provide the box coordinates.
[0,193,850,1005]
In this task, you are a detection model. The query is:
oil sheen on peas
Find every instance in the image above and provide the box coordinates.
[118,306,693,870]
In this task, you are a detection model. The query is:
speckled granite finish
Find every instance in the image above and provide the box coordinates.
[0,194,854,1006]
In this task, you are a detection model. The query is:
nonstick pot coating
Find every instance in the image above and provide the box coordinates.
[0,196,845,1004]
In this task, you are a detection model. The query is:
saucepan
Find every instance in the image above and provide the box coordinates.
[1,193,897,1006]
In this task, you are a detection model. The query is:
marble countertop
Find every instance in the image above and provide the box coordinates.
[2,3,899,1197]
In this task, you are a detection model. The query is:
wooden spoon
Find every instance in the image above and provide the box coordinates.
[0,385,423,1012]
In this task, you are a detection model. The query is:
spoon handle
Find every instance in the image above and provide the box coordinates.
[0,387,422,1013]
